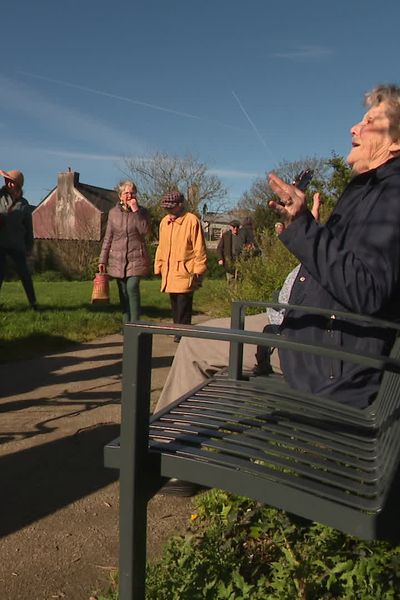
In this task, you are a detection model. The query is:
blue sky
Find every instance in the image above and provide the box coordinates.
[2,0,400,207]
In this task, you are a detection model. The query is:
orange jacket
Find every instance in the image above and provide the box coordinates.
[154,211,207,293]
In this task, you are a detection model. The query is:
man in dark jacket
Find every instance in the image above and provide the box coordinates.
[0,169,37,309]
[217,219,253,284]
[268,84,400,408]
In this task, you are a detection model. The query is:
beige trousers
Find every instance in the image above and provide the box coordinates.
[154,312,281,414]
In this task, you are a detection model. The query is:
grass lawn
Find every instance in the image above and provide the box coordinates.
[0,278,229,363]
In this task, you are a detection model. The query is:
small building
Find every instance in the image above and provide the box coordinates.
[33,170,118,241]
[202,211,241,243]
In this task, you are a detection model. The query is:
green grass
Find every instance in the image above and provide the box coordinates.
[0,278,230,363]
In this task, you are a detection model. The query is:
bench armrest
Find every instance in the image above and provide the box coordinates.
[231,300,400,333]
[123,321,400,377]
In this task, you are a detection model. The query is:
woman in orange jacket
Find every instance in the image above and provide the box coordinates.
[154,191,207,342]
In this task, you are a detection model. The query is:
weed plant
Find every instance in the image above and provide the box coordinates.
[143,490,400,600]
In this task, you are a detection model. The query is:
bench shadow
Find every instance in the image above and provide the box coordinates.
[0,344,123,397]
[0,422,120,538]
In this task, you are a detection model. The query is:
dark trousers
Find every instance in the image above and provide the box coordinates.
[117,276,141,323]
[0,248,37,306]
[169,292,194,325]
[255,323,280,367]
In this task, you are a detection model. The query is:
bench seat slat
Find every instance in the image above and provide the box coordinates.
[152,408,378,455]
[150,430,380,489]
[149,442,385,510]
[150,421,379,472]
[197,382,379,428]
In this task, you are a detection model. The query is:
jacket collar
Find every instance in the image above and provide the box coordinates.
[351,155,400,186]
[374,155,400,181]
[167,210,187,225]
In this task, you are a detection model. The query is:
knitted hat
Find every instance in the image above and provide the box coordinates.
[161,191,185,209]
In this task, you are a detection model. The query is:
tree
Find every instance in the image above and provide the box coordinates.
[238,157,329,232]
[121,152,227,219]
[238,155,352,232]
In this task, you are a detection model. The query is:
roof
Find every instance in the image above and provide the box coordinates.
[76,182,118,212]
[203,212,240,225]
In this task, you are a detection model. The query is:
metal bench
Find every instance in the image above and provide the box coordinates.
[104,301,400,600]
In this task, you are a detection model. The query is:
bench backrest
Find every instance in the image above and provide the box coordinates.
[230,300,400,428]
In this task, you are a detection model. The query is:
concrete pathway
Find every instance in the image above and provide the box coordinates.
[0,330,196,600]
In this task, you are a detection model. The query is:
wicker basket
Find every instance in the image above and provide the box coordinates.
[91,272,110,304]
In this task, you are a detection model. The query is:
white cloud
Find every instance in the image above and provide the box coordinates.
[0,74,142,153]
[38,148,124,161]
[271,45,333,61]
[18,71,247,133]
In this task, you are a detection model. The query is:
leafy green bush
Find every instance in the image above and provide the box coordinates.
[33,270,70,282]
[206,249,225,280]
[145,490,400,600]
[234,232,298,303]
[207,232,299,315]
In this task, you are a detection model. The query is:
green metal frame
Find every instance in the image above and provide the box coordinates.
[105,301,400,600]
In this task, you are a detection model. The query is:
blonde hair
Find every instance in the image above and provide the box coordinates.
[365,84,400,139]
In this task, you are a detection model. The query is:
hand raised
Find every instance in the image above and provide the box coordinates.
[268,173,307,226]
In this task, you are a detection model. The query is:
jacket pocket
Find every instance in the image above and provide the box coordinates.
[176,258,194,279]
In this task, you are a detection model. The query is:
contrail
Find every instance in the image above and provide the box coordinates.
[232,90,277,163]
[18,71,246,133]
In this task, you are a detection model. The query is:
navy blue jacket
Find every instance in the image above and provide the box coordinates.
[279,156,400,408]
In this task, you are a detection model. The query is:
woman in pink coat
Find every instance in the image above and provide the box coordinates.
[99,180,151,323]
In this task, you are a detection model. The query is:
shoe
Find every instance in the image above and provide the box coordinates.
[173,335,181,343]
[252,362,273,376]
[30,303,39,311]
[159,478,206,497]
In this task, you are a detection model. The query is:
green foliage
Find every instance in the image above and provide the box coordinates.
[32,239,102,280]
[309,154,353,222]
[200,233,299,317]
[206,249,226,280]
[143,490,400,600]
[229,233,298,307]
[239,154,352,235]
[215,155,353,308]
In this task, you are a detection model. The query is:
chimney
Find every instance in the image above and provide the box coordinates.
[57,169,80,197]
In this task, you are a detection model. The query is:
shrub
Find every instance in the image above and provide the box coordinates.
[233,231,298,303]
[206,231,299,316]
[206,249,225,280]
[145,490,400,600]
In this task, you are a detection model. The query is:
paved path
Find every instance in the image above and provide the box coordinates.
[0,330,197,600]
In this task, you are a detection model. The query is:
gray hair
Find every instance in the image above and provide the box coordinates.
[365,84,400,139]
[116,179,137,196]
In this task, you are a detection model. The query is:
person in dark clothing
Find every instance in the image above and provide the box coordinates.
[217,219,250,284]
[0,169,37,309]
[268,83,400,408]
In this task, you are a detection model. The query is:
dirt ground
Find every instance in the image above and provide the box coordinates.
[0,330,197,600]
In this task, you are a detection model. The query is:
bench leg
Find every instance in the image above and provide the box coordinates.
[119,474,148,600]
[118,330,153,600]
